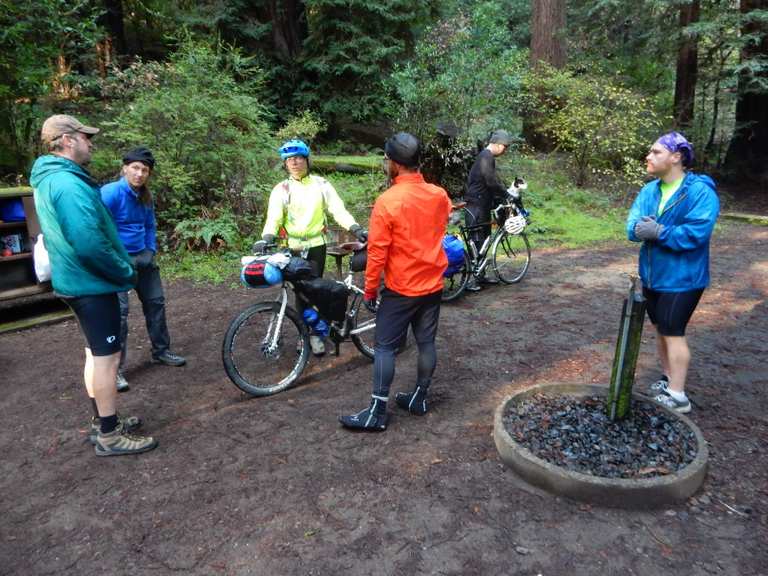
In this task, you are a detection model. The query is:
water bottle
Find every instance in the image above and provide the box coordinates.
[302,308,329,338]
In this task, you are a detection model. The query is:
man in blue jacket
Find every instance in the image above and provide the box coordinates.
[31,115,157,456]
[627,131,719,413]
[102,147,186,392]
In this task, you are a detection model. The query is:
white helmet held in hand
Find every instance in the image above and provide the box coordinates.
[504,214,527,235]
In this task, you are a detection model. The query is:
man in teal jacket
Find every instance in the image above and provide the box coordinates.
[627,131,719,414]
[31,114,157,456]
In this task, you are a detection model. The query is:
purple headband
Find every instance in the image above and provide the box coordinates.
[658,131,694,167]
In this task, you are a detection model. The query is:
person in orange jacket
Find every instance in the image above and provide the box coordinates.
[340,132,452,431]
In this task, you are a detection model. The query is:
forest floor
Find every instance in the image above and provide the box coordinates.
[1,221,766,576]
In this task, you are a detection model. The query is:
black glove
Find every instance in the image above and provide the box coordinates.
[350,224,368,243]
[252,240,268,254]
[132,249,154,268]
[634,216,664,241]
[364,297,378,314]
[262,234,276,245]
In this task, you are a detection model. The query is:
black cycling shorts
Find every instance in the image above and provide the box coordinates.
[643,287,704,337]
[374,288,442,351]
[62,293,122,356]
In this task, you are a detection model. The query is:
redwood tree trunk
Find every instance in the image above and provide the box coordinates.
[725,0,768,179]
[674,0,700,129]
[99,0,126,55]
[267,0,307,61]
[530,0,567,68]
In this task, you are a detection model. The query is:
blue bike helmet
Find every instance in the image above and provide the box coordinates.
[279,139,310,160]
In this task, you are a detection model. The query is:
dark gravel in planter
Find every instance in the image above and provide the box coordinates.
[502,394,698,479]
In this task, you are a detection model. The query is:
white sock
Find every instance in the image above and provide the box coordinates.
[667,389,687,402]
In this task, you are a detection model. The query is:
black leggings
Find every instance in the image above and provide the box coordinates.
[372,289,442,398]
[292,244,327,319]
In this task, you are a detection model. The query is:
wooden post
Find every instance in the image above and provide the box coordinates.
[607,277,647,421]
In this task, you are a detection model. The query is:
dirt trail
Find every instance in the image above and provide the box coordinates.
[1,223,766,576]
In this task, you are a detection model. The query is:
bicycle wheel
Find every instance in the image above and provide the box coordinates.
[442,252,471,302]
[492,232,531,284]
[222,302,310,396]
[350,297,377,360]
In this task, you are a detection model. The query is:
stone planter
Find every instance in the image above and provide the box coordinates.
[493,383,709,508]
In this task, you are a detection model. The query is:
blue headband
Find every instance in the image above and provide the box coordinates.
[657,132,694,167]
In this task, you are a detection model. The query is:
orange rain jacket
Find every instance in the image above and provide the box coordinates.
[365,172,452,298]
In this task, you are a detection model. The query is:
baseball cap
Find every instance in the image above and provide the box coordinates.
[41,114,99,145]
[489,129,511,146]
[384,132,421,168]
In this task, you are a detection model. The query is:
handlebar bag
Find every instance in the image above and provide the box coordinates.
[294,278,349,322]
[282,256,317,281]
[241,256,282,288]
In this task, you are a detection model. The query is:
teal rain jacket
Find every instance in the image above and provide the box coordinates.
[626,172,719,292]
[30,155,135,297]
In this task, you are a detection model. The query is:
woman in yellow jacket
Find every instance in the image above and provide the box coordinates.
[261,139,367,355]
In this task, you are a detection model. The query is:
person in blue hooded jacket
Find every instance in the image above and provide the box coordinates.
[626,131,720,414]
[101,147,186,393]
[31,114,157,456]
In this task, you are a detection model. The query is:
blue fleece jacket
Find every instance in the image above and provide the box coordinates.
[100,177,157,254]
[626,172,719,292]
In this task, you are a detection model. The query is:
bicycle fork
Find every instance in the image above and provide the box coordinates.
[261,285,291,358]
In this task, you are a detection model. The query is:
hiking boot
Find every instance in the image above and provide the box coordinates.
[648,377,669,395]
[152,350,187,367]
[339,396,389,431]
[94,423,157,457]
[309,335,326,356]
[395,385,428,415]
[654,393,691,414]
[116,371,130,393]
[89,414,143,445]
[465,277,482,292]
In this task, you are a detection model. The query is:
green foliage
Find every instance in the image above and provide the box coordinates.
[275,110,327,144]
[172,206,242,252]
[0,0,102,175]
[523,65,668,187]
[91,38,275,232]
[300,0,437,122]
[389,1,528,142]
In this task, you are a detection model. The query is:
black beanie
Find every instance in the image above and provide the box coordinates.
[384,132,420,168]
[122,147,156,169]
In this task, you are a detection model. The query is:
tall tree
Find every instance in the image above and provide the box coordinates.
[725,0,768,177]
[530,0,566,68]
[99,0,127,55]
[674,0,700,128]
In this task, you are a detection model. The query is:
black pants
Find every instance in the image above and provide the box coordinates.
[118,258,170,367]
[292,244,327,322]
[372,288,442,398]
[465,199,492,254]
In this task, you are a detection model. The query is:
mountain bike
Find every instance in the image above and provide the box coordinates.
[442,178,531,302]
[222,242,377,396]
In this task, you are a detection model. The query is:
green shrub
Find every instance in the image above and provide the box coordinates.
[523,65,668,187]
[275,110,327,145]
[171,205,241,251]
[91,38,275,232]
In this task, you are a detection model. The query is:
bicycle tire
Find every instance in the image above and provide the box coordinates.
[492,232,531,284]
[222,302,310,396]
[350,297,377,360]
[442,252,471,302]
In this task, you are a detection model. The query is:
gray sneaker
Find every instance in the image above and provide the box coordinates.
[116,371,130,393]
[94,423,157,456]
[309,335,326,356]
[654,393,691,414]
[648,378,669,395]
[89,414,143,444]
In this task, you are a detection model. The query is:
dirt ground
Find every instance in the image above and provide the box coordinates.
[1,222,766,576]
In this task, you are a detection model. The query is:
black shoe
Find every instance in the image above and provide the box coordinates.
[152,350,186,367]
[395,385,428,415]
[340,397,389,431]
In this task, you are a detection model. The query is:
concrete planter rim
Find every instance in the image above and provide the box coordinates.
[493,383,709,508]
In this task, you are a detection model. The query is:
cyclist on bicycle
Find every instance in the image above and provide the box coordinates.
[339,132,452,431]
[463,129,512,291]
[260,139,367,356]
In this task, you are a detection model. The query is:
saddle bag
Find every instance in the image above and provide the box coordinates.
[294,278,349,323]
